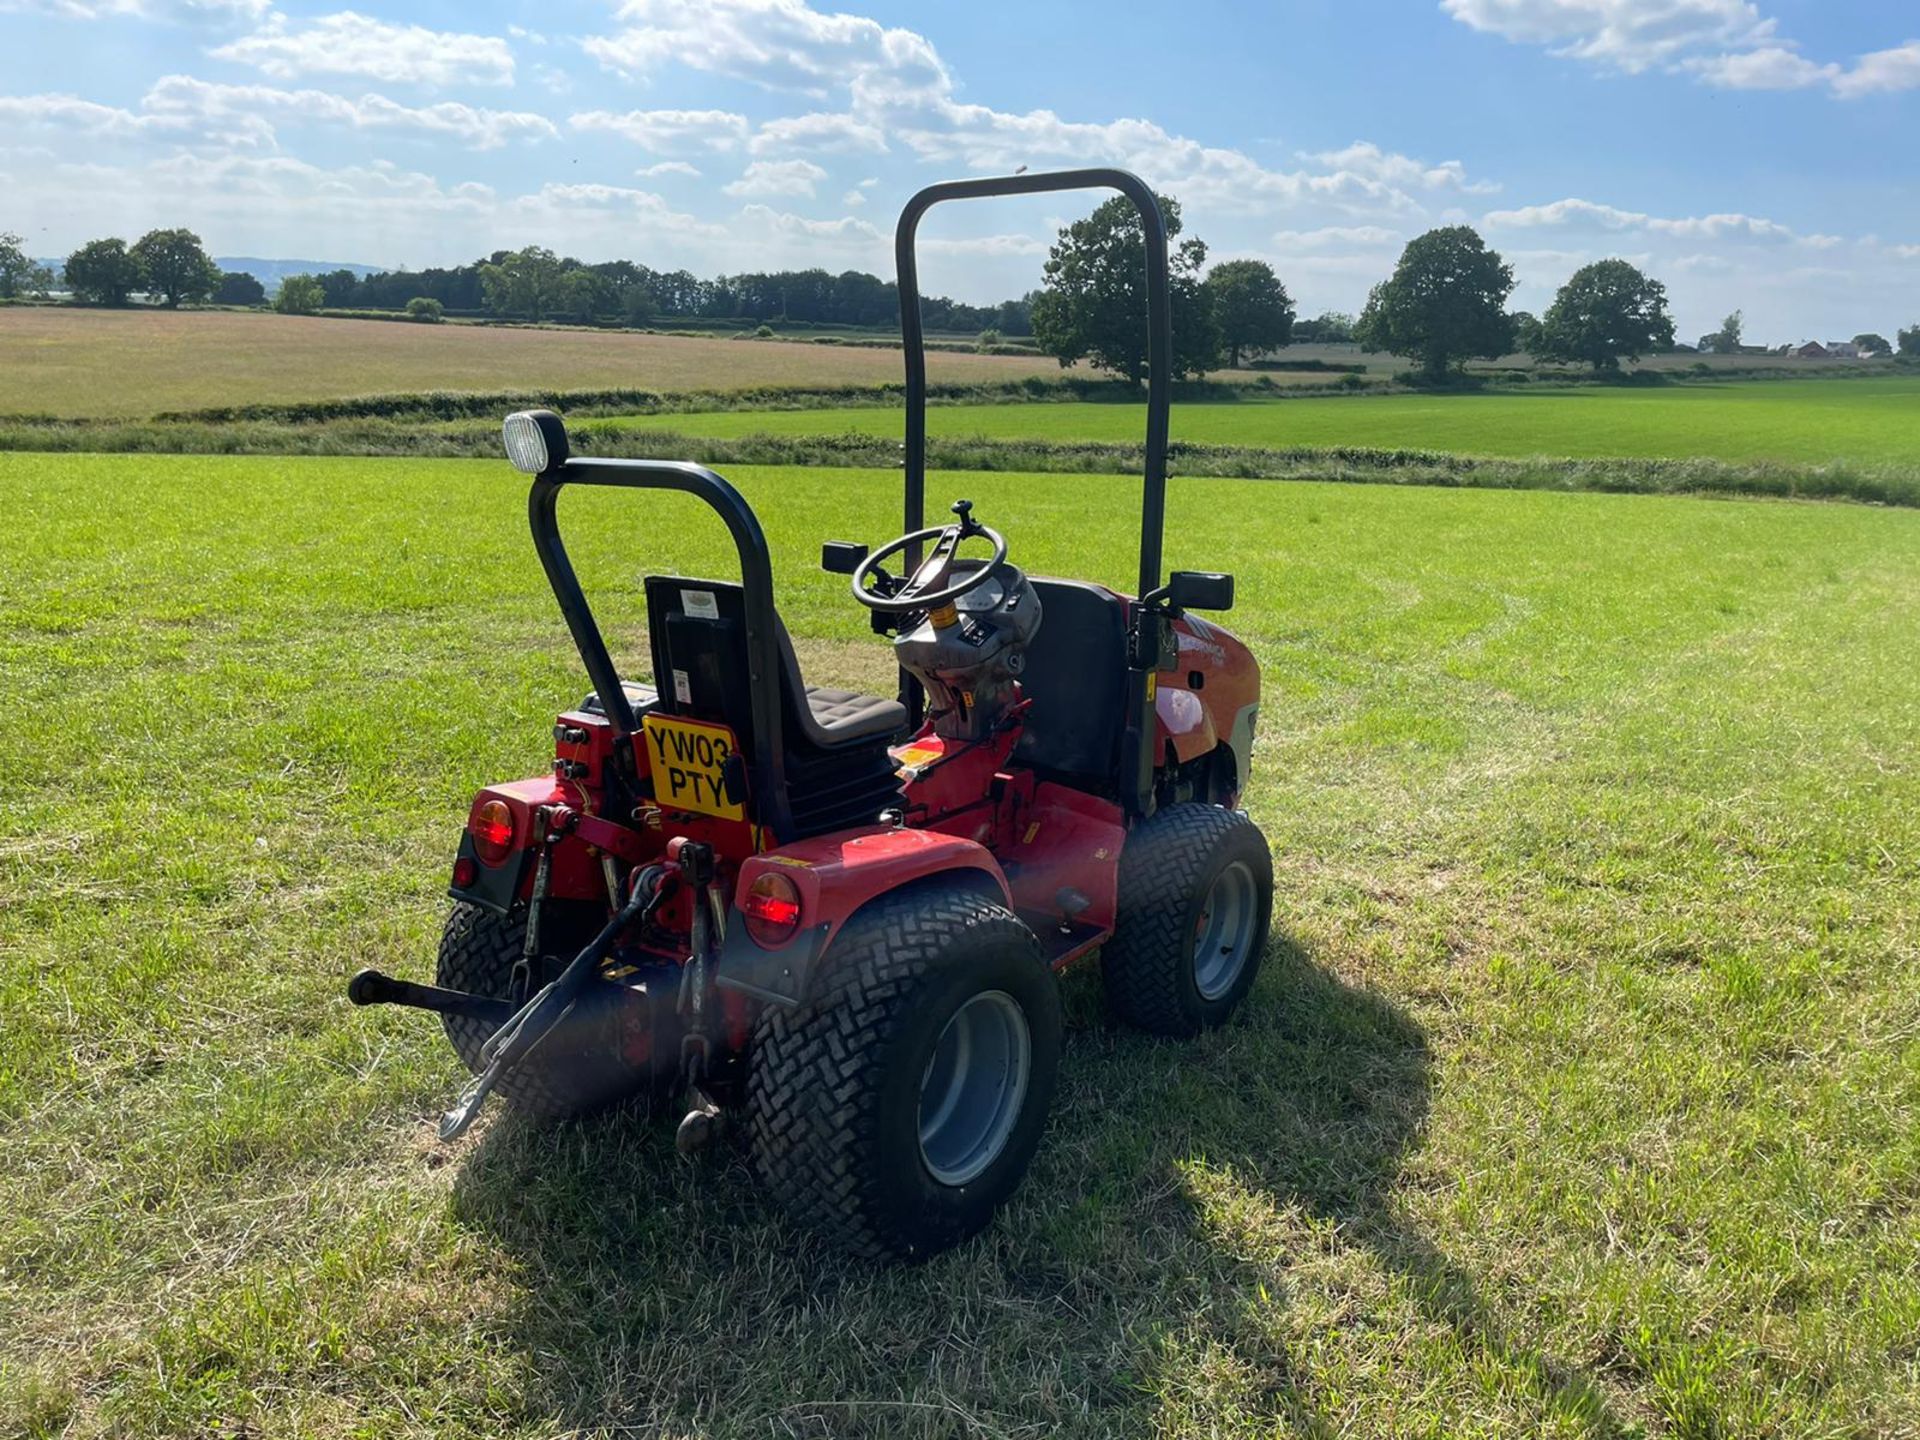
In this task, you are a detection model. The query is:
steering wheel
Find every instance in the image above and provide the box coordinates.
[851,501,1008,614]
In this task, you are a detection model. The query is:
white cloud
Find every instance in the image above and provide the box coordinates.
[636,160,701,178]
[0,92,163,139]
[1481,196,1819,244]
[1682,45,1836,89]
[211,11,516,87]
[1442,0,1920,98]
[920,233,1047,257]
[583,0,944,98]
[569,108,749,152]
[5,0,267,16]
[1270,225,1402,250]
[577,0,1487,218]
[749,110,887,154]
[145,75,557,149]
[1440,0,1774,72]
[1831,41,1920,98]
[0,76,556,152]
[1300,141,1497,194]
[722,158,827,197]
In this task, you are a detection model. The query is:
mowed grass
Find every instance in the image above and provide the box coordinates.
[3,454,1919,1438]
[0,307,1058,419]
[605,375,1920,466]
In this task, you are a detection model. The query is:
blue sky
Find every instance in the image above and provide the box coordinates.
[4,0,1917,341]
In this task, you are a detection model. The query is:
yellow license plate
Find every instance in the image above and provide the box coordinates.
[642,715,746,821]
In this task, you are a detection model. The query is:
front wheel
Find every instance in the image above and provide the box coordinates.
[748,886,1061,1261]
[1103,805,1274,1037]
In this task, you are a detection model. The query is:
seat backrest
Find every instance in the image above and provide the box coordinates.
[1014,577,1128,785]
[642,575,904,837]
[644,576,759,746]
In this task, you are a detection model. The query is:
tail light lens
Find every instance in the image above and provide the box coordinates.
[452,856,478,889]
[742,871,803,948]
[472,799,515,865]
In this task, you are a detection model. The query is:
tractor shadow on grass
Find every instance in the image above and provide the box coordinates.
[449,933,1623,1438]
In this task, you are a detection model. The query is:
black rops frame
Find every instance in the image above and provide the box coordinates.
[527,460,796,840]
[896,168,1172,817]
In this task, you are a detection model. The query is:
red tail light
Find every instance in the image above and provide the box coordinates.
[472,799,515,865]
[451,856,478,890]
[742,871,803,948]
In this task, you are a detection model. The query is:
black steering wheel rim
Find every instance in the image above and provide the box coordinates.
[851,521,1008,613]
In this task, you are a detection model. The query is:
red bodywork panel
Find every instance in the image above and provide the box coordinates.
[733,825,1011,956]
[1154,613,1259,793]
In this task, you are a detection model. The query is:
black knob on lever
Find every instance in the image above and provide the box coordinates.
[950,498,979,536]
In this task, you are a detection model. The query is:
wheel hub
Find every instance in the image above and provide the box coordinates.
[1193,861,1257,1001]
[917,990,1031,1186]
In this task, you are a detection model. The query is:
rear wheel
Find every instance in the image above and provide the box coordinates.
[435,900,650,1121]
[748,886,1061,1261]
[1102,805,1273,1037]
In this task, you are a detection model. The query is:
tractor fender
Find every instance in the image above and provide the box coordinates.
[714,827,1010,1006]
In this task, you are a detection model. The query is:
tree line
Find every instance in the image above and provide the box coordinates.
[0,227,268,308]
[3,225,1039,334]
[1022,198,1920,380]
[8,220,1917,368]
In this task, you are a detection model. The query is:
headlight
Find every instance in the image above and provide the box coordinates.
[502,409,569,474]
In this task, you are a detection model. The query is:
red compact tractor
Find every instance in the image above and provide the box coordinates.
[351,169,1273,1260]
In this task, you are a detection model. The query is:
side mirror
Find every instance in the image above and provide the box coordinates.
[1168,570,1234,612]
[821,541,869,575]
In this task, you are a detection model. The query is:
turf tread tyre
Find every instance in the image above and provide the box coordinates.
[1103,804,1273,1037]
[748,886,1060,1261]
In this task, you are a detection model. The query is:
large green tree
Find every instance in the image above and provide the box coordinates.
[1899,324,1920,357]
[1203,258,1294,367]
[63,238,145,306]
[131,228,219,308]
[275,274,325,315]
[0,231,54,299]
[214,270,266,306]
[1534,259,1675,373]
[478,246,593,322]
[1030,193,1219,383]
[1354,226,1515,381]
[1852,332,1892,358]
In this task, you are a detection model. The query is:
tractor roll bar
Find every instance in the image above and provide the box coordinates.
[894,168,1172,596]
[896,168,1172,817]
[528,458,794,840]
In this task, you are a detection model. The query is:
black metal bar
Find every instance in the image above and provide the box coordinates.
[894,168,1171,591]
[347,968,516,1027]
[527,458,795,840]
[895,168,1173,816]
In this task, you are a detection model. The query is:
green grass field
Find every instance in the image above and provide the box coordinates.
[5,453,1919,1438]
[603,376,1920,466]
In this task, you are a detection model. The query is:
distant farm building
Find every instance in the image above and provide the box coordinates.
[1824,341,1862,358]
[1796,342,1831,359]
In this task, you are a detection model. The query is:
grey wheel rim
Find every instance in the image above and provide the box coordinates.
[918,990,1031,1186]
[1193,861,1258,1001]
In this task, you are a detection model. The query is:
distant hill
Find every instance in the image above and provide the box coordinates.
[214,257,384,287]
